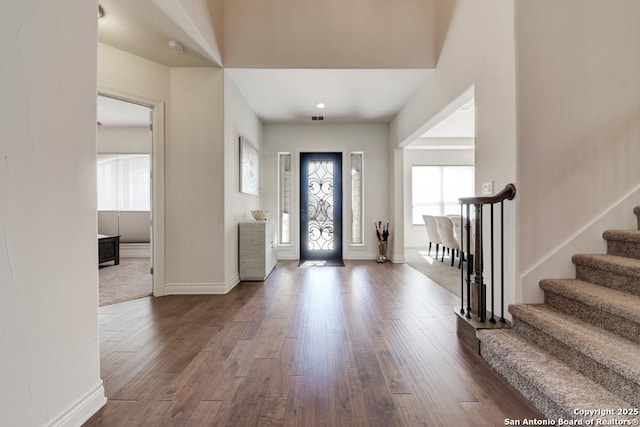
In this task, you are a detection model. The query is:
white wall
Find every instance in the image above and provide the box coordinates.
[223,0,436,68]
[98,43,170,104]
[98,45,234,294]
[515,0,640,302]
[223,74,264,285]
[391,0,518,308]
[98,43,169,294]
[263,124,389,260]
[165,68,226,293]
[403,149,474,248]
[97,126,151,153]
[1,1,105,425]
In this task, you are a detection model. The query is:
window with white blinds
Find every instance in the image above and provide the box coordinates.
[97,154,151,211]
[411,165,474,224]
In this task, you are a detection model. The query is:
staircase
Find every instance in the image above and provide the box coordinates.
[478,207,640,422]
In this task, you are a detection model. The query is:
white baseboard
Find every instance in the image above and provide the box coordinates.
[389,256,406,263]
[48,381,106,427]
[345,253,379,261]
[404,243,428,249]
[164,275,239,295]
[119,243,150,258]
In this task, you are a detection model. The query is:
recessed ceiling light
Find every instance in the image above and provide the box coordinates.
[316,102,326,109]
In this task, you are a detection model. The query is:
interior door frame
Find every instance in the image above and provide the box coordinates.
[97,90,166,297]
[299,151,343,261]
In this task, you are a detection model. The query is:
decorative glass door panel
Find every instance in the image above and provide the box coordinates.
[300,152,342,261]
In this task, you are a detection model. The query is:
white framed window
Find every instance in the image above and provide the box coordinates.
[278,153,292,245]
[97,154,151,211]
[351,152,364,245]
[411,165,474,224]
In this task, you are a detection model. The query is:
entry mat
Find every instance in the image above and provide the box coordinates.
[298,259,345,268]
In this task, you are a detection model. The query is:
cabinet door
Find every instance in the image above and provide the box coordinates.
[239,221,276,281]
[265,221,277,272]
[239,222,266,280]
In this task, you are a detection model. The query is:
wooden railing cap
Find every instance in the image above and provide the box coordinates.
[459,183,516,205]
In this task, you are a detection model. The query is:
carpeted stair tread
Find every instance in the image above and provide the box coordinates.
[572,253,640,276]
[476,206,640,419]
[509,304,640,405]
[478,329,631,420]
[603,229,640,243]
[539,278,640,323]
[604,230,640,260]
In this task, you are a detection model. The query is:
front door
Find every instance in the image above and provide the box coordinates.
[300,152,343,261]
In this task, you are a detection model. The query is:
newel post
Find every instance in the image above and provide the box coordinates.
[471,203,485,321]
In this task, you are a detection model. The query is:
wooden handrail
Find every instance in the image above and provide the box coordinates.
[458,183,517,324]
[459,183,516,205]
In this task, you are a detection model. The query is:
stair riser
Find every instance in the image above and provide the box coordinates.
[607,240,640,261]
[512,317,640,407]
[544,292,640,345]
[479,344,569,420]
[575,265,640,297]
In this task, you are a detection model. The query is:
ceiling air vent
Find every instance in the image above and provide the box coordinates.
[311,116,324,121]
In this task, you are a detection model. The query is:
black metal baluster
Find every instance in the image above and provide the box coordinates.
[460,203,465,315]
[490,204,496,323]
[500,200,506,323]
[478,205,484,322]
[457,184,516,326]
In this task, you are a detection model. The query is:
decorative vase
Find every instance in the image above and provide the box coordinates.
[377,240,387,263]
[250,209,268,221]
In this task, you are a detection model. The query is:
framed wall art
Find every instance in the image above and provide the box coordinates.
[239,136,259,195]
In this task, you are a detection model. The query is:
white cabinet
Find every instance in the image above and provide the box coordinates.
[239,220,277,281]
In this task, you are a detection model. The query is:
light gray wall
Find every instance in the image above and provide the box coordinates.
[393,0,640,307]
[166,67,226,292]
[1,1,105,425]
[98,45,233,294]
[516,0,640,302]
[223,73,264,285]
[263,123,389,260]
[223,0,436,68]
[391,0,518,307]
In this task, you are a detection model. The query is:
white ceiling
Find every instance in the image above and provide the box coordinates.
[98,0,218,67]
[226,68,433,124]
[96,1,473,137]
[97,95,151,127]
[421,108,475,139]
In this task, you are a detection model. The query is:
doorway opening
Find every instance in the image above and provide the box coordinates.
[403,86,475,295]
[96,94,164,304]
[299,152,344,265]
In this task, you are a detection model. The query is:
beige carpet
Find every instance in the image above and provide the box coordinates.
[405,247,465,298]
[478,207,640,421]
[99,257,152,306]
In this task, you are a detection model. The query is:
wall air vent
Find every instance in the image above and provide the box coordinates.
[311,116,324,121]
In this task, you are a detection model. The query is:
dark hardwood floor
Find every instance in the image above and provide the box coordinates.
[85,260,542,426]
